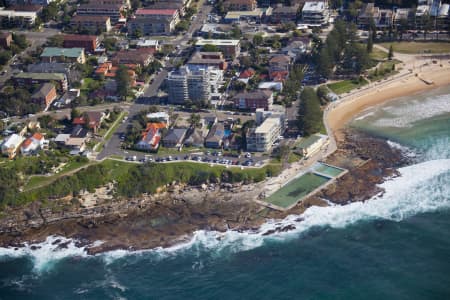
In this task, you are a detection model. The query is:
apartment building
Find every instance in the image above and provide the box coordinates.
[233,90,273,111]
[70,15,112,33]
[128,8,180,35]
[271,4,300,23]
[224,0,257,11]
[167,66,210,104]
[76,3,124,23]
[0,8,38,27]
[40,47,86,64]
[195,39,241,58]
[63,34,99,53]
[13,72,68,91]
[187,51,228,70]
[246,117,282,152]
[301,1,329,26]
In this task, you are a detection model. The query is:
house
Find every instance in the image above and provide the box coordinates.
[258,81,283,91]
[205,123,225,148]
[20,132,47,155]
[63,34,99,53]
[128,8,180,35]
[70,15,112,33]
[13,72,68,91]
[184,128,205,147]
[112,48,154,67]
[271,4,300,23]
[296,133,329,157]
[301,1,330,26]
[357,3,380,28]
[224,0,257,11]
[146,112,170,125]
[0,31,12,48]
[162,128,188,148]
[76,3,125,23]
[269,55,291,74]
[95,62,137,87]
[67,125,89,154]
[187,51,227,70]
[40,47,86,64]
[195,39,241,59]
[72,111,107,133]
[135,38,161,51]
[136,122,166,151]
[233,90,273,111]
[31,83,57,110]
[1,134,24,159]
[282,36,312,58]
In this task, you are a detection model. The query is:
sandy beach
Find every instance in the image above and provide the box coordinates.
[326,57,450,140]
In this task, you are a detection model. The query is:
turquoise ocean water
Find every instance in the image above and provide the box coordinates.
[1,86,449,300]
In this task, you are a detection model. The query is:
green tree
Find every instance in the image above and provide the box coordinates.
[388,44,394,60]
[188,113,201,128]
[252,34,263,46]
[297,87,323,136]
[71,108,81,120]
[367,34,373,53]
[116,65,131,101]
[12,34,28,49]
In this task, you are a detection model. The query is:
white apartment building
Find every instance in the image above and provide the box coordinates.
[246,117,282,152]
[301,1,330,26]
[167,66,211,104]
[0,9,37,26]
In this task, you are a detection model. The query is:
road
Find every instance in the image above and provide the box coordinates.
[97,0,213,161]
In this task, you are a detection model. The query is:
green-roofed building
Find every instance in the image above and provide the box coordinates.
[296,133,329,158]
[13,72,68,91]
[41,47,86,64]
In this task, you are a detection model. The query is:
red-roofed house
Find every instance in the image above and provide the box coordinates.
[269,71,289,82]
[72,111,108,133]
[20,133,47,155]
[128,8,180,35]
[136,122,166,151]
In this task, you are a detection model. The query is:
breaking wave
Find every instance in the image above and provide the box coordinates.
[1,159,449,272]
[373,93,450,128]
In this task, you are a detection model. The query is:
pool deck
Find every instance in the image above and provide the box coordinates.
[256,162,348,211]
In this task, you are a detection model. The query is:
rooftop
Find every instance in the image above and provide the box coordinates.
[41,47,84,58]
[14,72,65,81]
[303,1,326,12]
[196,39,240,46]
[297,133,327,149]
[63,34,98,42]
[135,8,177,15]
[255,117,280,133]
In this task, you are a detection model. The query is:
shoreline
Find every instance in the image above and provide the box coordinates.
[1,57,449,255]
[326,61,450,141]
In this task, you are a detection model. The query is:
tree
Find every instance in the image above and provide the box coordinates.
[188,113,201,128]
[297,87,323,136]
[388,44,394,60]
[47,35,64,47]
[116,65,131,101]
[252,34,263,46]
[367,34,373,53]
[12,34,28,49]
[0,51,12,66]
[41,2,58,22]
[175,20,190,33]
[71,108,81,120]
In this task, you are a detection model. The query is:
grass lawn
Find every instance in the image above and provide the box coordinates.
[104,112,127,141]
[288,152,302,164]
[264,173,330,209]
[379,42,450,54]
[157,146,202,155]
[327,78,369,95]
[26,160,91,191]
[370,47,388,61]
[368,60,400,81]
[81,78,102,92]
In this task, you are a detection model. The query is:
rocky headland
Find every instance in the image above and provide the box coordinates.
[0,129,411,254]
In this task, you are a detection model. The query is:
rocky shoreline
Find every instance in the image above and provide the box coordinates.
[0,129,411,254]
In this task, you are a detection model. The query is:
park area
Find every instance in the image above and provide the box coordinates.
[263,173,330,209]
[379,42,450,54]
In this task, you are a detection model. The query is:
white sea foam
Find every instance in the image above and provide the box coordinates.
[0,236,88,273]
[354,110,376,121]
[1,160,449,268]
[373,94,450,128]
[387,140,417,158]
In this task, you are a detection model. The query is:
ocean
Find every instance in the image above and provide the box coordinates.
[1,86,449,300]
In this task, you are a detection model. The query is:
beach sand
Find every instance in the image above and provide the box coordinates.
[326,62,450,141]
